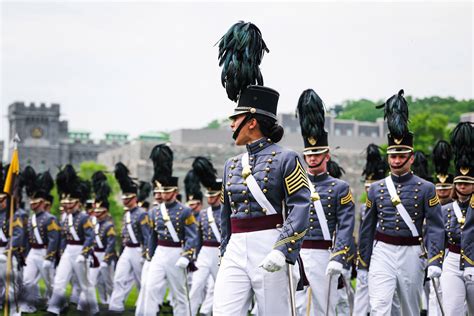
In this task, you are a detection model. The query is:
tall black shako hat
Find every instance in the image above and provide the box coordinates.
[56,164,90,204]
[92,171,111,211]
[362,144,388,187]
[218,21,279,138]
[450,122,474,184]
[296,89,329,155]
[149,144,178,193]
[184,170,202,205]
[22,166,53,204]
[138,181,152,208]
[114,162,138,199]
[192,156,222,197]
[432,140,454,189]
[377,89,413,154]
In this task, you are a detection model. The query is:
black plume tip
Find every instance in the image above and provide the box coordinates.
[412,151,432,181]
[327,159,345,179]
[218,21,269,102]
[114,162,137,194]
[296,89,326,140]
[184,170,202,201]
[450,122,474,169]
[138,181,152,203]
[377,89,409,140]
[150,144,174,184]
[192,156,217,188]
[432,140,452,175]
[362,143,388,180]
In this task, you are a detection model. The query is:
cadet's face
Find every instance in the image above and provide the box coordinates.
[30,199,44,211]
[154,192,163,203]
[230,115,250,146]
[388,153,414,175]
[436,188,452,199]
[188,201,202,212]
[207,195,220,206]
[122,196,137,208]
[162,191,177,202]
[455,182,473,197]
[305,153,329,175]
[64,200,79,213]
[0,196,7,209]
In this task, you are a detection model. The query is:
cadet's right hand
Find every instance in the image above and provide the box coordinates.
[463,267,474,282]
[175,257,190,269]
[357,269,368,283]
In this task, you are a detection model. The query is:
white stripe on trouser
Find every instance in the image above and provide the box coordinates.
[213,229,299,316]
[368,241,424,316]
[89,252,114,304]
[0,248,21,316]
[20,248,54,312]
[440,251,474,315]
[140,246,190,316]
[295,248,337,316]
[109,246,143,312]
[189,246,220,315]
[47,245,99,315]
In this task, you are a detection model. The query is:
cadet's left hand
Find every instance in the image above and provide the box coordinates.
[427,266,442,279]
[175,256,190,269]
[259,250,286,272]
[75,254,86,264]
[463,267,474,282]
[325,261,343,276]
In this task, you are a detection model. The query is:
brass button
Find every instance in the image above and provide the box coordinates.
[242,190,247,194]
[328,204,332,208]
[272,151,276,156]
[291,240,295,244]
[327,196,331,200]
[244,200,249,204]
[414,196,418,200]
[310,226,314,230]
[310,218,314,222]
[331,182,336,186]
[262,208,267,213]
[288,248,293,252]
[267,159,272,163]
[244,209,249,214]
[328,212,332,216]
[380,196,384,200]
[396,227,400,231]
[263,189,268,193]
[264,177,268,182]
[380,189,384,193]
[265,167,270,172]
[328,189,333,193]
[379,205,383,208]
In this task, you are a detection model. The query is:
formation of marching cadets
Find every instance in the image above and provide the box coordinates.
[1,20,473,316]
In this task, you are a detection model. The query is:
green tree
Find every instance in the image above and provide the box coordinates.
[409,113,450,154]
[206,119,221,129]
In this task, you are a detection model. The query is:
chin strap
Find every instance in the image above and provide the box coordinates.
[307,154,328,169]
[389,152,413,170]
[232,114,252,140]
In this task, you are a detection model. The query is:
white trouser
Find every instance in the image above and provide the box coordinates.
[428,277,443,316]
[69,273,81,304]
[89,251,114,304]
[109,246,143,312]
[21,248,54,312]
[369,241,424,316]
[199,276,215,315]
[213,229,299,316]
[440,251,474,315]
[47,244,99,315]
[295,248,338,316]
[140,246,190,316]
[135,259,152,314]
[0,250,21,316]
[189,246,219,315]
[336,269,353,316]
[354,268,370,315]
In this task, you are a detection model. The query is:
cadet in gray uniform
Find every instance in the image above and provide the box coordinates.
[358,90,445,315]
[109,162,150,313]
[213,22,310,315]
[441,122,474,315]
[47,165,99,315]
[294,89,355,316]
[21,170,61,313]
[89,171,117,305]
[0,163,25,316]
[141,144,198,316]
[189,157,223,315]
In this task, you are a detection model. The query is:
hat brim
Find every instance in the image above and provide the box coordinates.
[387,146,413,154]
[155,187,178,193]
[121,193,137,200]
[435,184,453,190]
[303,147,330,155]
[453,176,474,184]
[229,110,249,119]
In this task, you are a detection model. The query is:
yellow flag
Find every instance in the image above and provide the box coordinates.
[3,148,20,195]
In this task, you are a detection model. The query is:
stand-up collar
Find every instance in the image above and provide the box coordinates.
[212,204,221,211]
[246,137,273,155]
[165,201,178,209]
[390,172,413,183]
[307,172,329,183]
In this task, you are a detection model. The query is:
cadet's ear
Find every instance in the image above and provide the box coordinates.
[248,117,258,130]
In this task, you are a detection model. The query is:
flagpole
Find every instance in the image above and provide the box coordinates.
[4,135,20,316]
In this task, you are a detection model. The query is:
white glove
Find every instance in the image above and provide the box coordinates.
[325,260,343,276]
[259,250,286,272]
[427,266,442,279]
[463,267,474,282]
[75,254,86,264]
[357,269,368,283]
[0,254,6,264]
[42,260,53,270]
[100,261,108,268]
[175,256,190,269]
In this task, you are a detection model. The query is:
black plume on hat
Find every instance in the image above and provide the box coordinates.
[36,171,54,201]
[362,144,388,180]
[450,122,474,171]
[114,162,137,194]
[21,166,38,198]
[377,89,409,140]
[192,157,217,188]
[150,144,174,185]
[92,171,111,209]
[138,181,152,204]
[432,140,452,176]
[184,170,203,202]
[218,21,269,102]
[56,165,79,198]
[327,159,345,179]
[412,151,432,182]
[296,89,326,142]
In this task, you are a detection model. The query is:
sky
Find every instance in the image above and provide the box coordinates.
[1,1,472,147]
